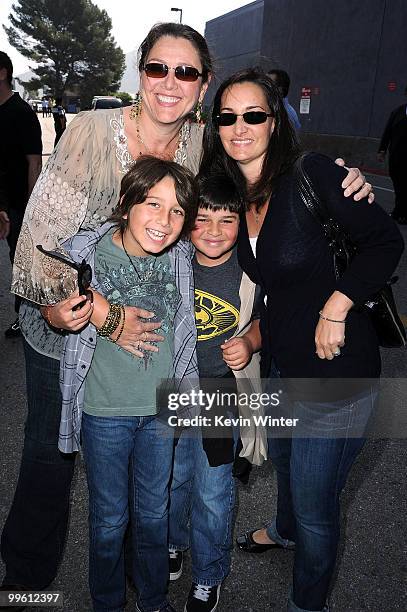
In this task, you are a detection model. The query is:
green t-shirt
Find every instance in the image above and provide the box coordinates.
[84,228,179,417]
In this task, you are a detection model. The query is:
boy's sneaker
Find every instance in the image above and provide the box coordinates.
[169,549,183,581]
[184,583,221,612]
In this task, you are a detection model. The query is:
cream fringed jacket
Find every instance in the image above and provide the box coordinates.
[11,108,203,305]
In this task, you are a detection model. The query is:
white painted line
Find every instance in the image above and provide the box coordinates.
[372,185,394,193]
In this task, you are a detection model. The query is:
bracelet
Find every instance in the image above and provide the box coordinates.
[319,310,347,324]
[109,305,126,344]
[97,303,122,337]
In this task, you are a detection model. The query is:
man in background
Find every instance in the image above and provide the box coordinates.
[378,86,407,225]
[51,97,66,146]
[0,51,42,337]
[268,68,301,131]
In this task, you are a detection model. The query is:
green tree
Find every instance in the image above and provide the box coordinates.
[113,91,133,104]
[4,0,125,107]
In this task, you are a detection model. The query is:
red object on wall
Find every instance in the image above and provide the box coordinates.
[387,81,397,92]
[301,87,311,97]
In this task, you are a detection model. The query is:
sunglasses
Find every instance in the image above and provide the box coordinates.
[36,245,92,297]
[144,62,203,82]
[216,111,273,126]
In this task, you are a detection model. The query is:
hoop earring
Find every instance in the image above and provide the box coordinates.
[195,99,203,124]
[130,92,142,121]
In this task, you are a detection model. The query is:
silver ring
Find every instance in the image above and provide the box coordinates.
[72,311,77,320]
[333,349,341,357]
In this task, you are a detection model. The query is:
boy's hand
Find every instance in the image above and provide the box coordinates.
[221,336,254,371]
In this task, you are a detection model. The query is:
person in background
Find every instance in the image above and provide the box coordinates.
[41,98,48,118]
[268,68,301,130]
[51,97,67,146]
[0,51,42,338]
[377,85,407,225]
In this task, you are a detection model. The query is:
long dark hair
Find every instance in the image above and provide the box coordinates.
[200,68,301,209]
[110,156,199,238]
[138,23,213,84]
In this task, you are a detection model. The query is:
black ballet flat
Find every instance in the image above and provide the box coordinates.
[236,528,285,553]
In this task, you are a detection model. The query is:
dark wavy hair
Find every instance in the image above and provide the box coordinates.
[197,172,243,214]
[110,156,199,239]
[0,51,13,86]
[200,68,301,210]
[138,23,213,84]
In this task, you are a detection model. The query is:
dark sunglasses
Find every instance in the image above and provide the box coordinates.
[36,245,92,297]
[216,111,273,126]
[144,62,203,82]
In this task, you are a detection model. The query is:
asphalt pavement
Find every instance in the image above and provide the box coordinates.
[0,121,406,611]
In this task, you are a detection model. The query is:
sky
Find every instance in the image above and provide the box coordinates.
[0,0,249,76]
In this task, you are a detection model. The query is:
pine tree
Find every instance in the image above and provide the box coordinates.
[4,0,125,106]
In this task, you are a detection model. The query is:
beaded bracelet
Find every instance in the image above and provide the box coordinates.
[319,310,347,324]
[109,305,126,344]
[97,303,122,337]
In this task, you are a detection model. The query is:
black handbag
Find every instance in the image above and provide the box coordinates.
[295,155,406,348]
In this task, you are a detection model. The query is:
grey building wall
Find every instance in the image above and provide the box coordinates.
[204,0,407,169]
[205,0,264,102]
[261,0,407,139]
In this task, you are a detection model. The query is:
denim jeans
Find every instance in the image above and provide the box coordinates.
[265,386,377,612]
[168,429,236,586]
[1,340,76,588]
[81,412,174,612]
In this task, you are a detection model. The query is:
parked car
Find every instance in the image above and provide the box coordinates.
[91,96,122,110]
[29,99,43,112]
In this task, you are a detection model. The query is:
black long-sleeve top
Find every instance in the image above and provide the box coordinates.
[378,104,407,162]
[237,153,404,381]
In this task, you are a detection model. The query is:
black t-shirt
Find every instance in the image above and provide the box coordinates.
[193,248,242,377]
[0,93,42,210]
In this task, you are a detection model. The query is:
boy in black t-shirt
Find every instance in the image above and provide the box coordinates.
[169,175,263,612]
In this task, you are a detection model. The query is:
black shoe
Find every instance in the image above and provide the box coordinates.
[169,549,183,581]
[0,584,28,611]
[236,528,285,553]
[184,583,220,612]
[4,317,21,338]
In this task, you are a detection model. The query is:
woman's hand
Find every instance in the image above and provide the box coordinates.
[315,318,346,360]
[315,291,353,359]
[40,292,93,332]
[115,306,165,358]
[221,336,254,371]
[335,159,374,203]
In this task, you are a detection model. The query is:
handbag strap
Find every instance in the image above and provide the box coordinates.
[295,153,344,246]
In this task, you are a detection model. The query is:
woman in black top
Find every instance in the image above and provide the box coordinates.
[200,69,404,612]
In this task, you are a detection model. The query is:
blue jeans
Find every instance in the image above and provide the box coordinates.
[1,340,76,588]
[168,429,236,586]
[265,387,377,612]
[81,413,174,612]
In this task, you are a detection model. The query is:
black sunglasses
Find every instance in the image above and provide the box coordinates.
[216,111,273,126]
[36,245,92,296]
[144,62,203,82]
